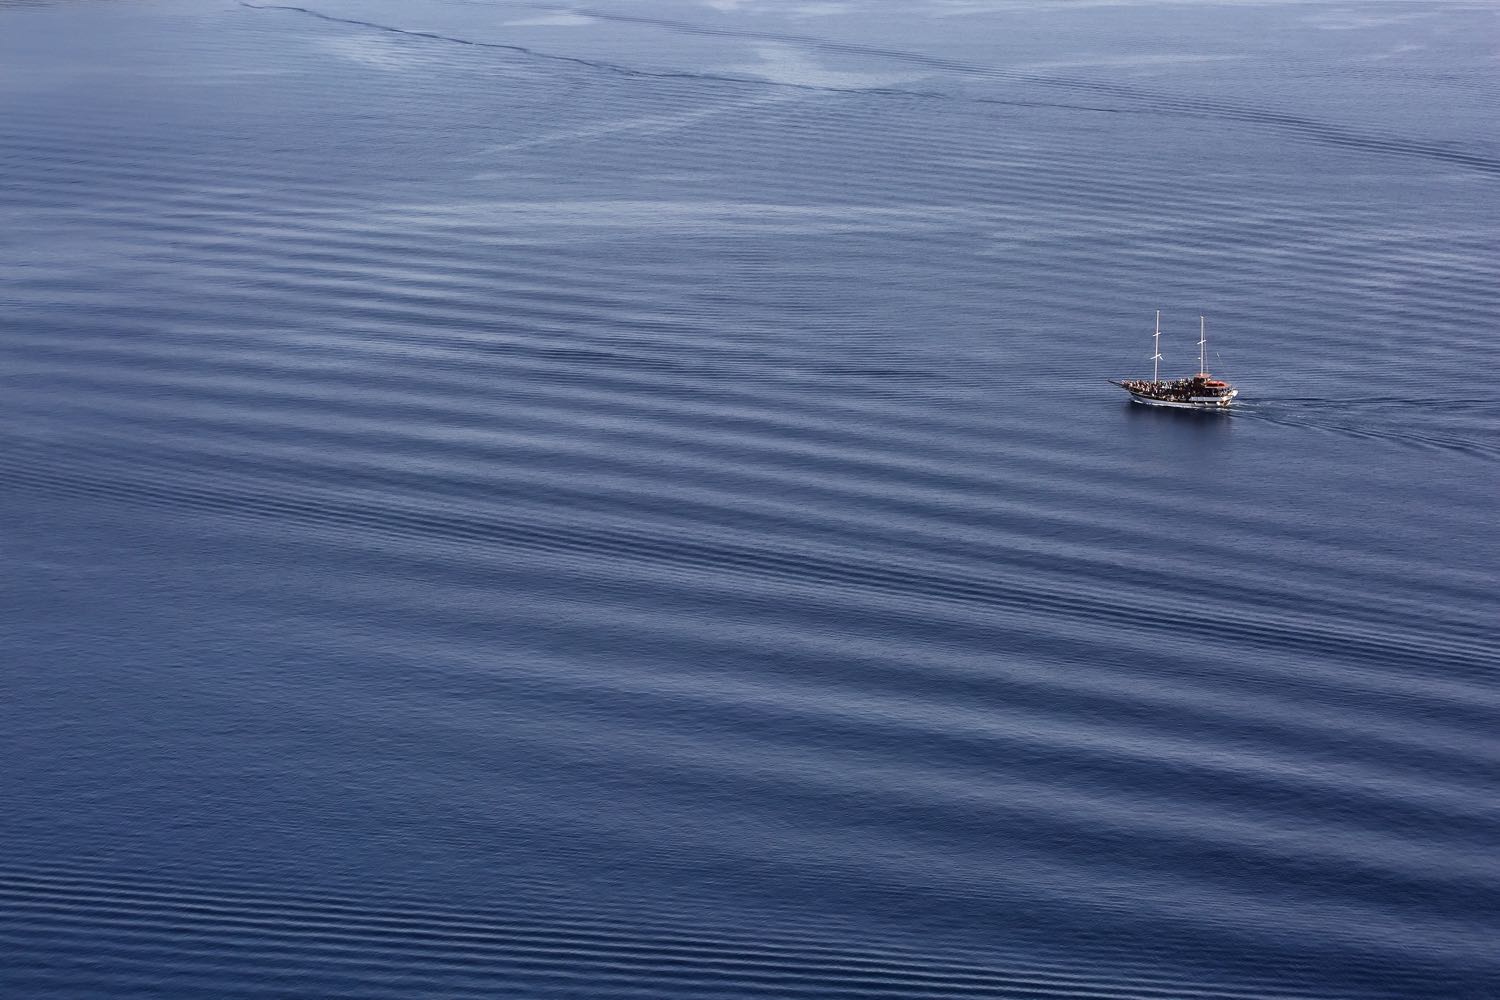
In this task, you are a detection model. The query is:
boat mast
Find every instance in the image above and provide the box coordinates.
[1152,310,1163,383]
[1198,315,1207,376]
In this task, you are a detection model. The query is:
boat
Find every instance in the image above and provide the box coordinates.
[1110,311,1238,409]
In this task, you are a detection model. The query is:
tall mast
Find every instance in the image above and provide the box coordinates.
[1198,315,1207,376]
[1153,310,1163,383]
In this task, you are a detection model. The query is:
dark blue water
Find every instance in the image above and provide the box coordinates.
[3,1,1497,996]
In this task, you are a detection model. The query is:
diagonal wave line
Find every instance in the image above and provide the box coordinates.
[237,2,1500,175]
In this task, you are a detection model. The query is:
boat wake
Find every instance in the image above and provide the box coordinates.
[1234,397,1500,461]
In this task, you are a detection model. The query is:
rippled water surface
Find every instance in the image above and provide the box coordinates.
[3,1,1498,997]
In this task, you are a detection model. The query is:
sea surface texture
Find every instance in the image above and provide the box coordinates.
[3,1,1498,997]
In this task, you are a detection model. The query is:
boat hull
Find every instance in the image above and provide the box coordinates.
[1127,390,1237,410]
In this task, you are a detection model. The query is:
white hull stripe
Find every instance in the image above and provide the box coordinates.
[1127,393,1234,409]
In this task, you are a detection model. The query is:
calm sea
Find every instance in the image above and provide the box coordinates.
[2,1,1497,996]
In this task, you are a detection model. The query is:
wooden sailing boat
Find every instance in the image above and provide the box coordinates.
[1111,312,1238,409]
